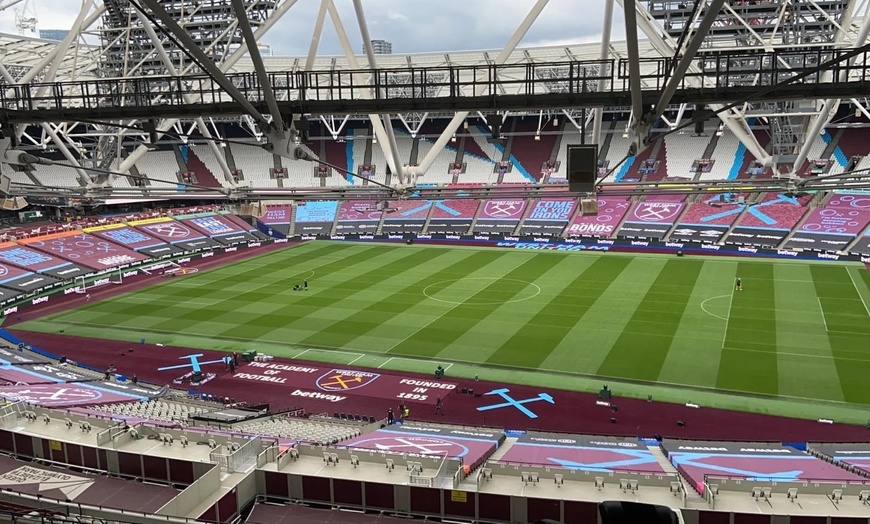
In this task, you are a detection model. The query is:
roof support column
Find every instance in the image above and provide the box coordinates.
[791,7,870,175]
[118,0,299,174]
[137,12,235,186]
[417,0,550,176]
[592,0,615,145]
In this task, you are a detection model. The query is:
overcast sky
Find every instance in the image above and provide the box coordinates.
[0,0,627,55]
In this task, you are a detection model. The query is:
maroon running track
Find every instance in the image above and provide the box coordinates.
[7,239,870,443]
[10,329,870,443]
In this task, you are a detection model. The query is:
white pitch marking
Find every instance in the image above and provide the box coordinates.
[347,355,364,366]
[817,297,829,332]
[292,349,310,360]
[846,267,870,319]
[377,357,393,370]
[700,295,730,321]
[721,286,736,349]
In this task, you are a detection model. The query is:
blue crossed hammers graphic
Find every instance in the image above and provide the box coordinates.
[476,388,555,419]
[700,193,799,225]
[157,354,226,373]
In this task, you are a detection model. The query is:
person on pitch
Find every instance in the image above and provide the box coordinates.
[736,277,742,291]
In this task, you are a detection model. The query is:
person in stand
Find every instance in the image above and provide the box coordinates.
[736,277,743,291]
[435,397,444,416]
[387,408,394,425]
[131,374,138,385]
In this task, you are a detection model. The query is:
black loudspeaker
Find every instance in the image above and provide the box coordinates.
[610,417,617,424]
[406,238,414,245]
[694,104,705,134]
[677,420,686,427]
[676,250,684,257]
[486,114,503,139]
[567,145,597,193]
[599,501,679,524]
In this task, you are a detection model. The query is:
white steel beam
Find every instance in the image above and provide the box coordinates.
[118,0,300,174]
[791,5,870,174]
[615,0,771,165]
[41,124,92,187]
[417,0,550,176]
[304,0,329,72]
[353,0,405,183]
[137,12,235,185]
[592,0,615,145]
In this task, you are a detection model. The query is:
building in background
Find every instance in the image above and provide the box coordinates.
[39,29,70,41]
[367,39,392,55]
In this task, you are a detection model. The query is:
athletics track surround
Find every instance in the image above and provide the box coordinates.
[4,238,870,443]
[10,328,870,442]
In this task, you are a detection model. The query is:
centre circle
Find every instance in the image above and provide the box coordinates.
[423,277,542,306]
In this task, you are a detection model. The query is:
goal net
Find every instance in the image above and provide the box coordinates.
[74,270,123,294]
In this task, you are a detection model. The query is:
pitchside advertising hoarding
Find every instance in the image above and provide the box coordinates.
[852,233,870,255]
[619,201,685,239]
[335,201,382,234]
[381,201,432,233]
[473,199,527,233]
[294,201,338,236]
[84,224,183,257]
[722,227,788,247]
[565,197,630,237]
[670,225,730,242]
[259,205,292,236]
[785,232,855,251]
[21,232,151,271]
[519,198,577,235]
[0,243,90,279]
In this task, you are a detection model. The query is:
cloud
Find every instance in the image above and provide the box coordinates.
[0,0,630,57]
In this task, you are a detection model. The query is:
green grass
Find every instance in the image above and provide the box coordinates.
[15,241,870,423]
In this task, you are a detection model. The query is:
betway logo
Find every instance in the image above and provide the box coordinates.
[177,258,192,264]
[417,235,432,240]
[248,242,262,247]
[701,244,720,251]
[597,240,614,245]
[275,238,289,243]
[738,246,758,253]
[3,306,18,316]
[862,256,870,264]
[201,252,214,258]
[817,252,840,260]
[64,287,79,295]
[631,241,649,246]
[503,236,519,242]
[665,242,684,248]
[93,278,111,287]
[31,296,49,306]
[532,237,550,243]
[446,235,460,240]
[224,247,238,253]
[301,235,317,241]
[330,235,346,240]
[359,235,374,240]
[776,250,798,257]
[388,235,403,240]
[473,235,489,240]
[291,389,346,403]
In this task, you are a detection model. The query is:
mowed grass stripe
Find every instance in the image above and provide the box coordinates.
[486,256,632,369]
[79,244,387,333]
[388,253,563,358]
[773,264,843,402]
[811,265,870,404]
[297,249,493,348]
[537,257,667,373]
[717,262,778,395]
[212,247,443,338]
[343,251,520,353]
[436,254,595,363]
[596,258,703,382]
[657,260,736,388]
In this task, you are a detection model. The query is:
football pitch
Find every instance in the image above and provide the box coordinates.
[16,241,870,410]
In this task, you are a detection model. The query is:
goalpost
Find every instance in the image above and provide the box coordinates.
[74,269,123,294]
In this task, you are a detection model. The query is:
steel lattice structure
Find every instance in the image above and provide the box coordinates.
[0,0,868,203]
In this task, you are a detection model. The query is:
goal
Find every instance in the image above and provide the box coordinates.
[74,269,123,294]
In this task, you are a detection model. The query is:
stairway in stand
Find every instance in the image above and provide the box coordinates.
[185,149,224,188]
